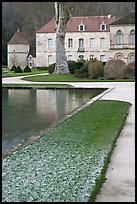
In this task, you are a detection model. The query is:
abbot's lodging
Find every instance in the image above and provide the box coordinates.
[7,12,135,69]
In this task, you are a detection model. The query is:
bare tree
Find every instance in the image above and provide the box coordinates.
[54,2,74,74]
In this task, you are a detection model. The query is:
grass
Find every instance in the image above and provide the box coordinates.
[2,69,48,78]
[2,70,134,82]
[2,84,74,88]
[21,74,135,82]
[2,100,130,202]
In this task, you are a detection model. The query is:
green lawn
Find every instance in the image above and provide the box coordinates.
[2,70,134,82]
[2,69,48,78]
[2,84,74,88]
[22,74,134,82]
[2,100,130,202]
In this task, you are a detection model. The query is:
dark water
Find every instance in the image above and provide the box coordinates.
[2,88,105,153]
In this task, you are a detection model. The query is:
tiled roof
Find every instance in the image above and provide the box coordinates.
[110,11,135,25]
[36,15,118,33]
[8,29,29,44]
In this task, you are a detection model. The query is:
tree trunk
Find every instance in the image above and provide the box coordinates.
[54,2,70,74]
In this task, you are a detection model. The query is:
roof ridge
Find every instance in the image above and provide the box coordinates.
[8,29,29,44]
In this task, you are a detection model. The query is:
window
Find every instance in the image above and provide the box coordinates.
[79,38,84,48]
[79,55,84,60]
[90,38,95,48]
[129,30,135,44]
[116,30,123,45]
[29,62,32,68]
[78,38,84,52]
[78,23,85,31]
[128,53,135,63]
[68,38,73,47]
[68,55,72,61]
[90,55,94,60]
[100,38,106,48]
[48,39,53,49]
[100,24,106,31]
[100,55,105,62]
[115,53,123,60]
[48,55,52,65]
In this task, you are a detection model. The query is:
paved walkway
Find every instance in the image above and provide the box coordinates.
[2,75,135,202]
[69,82,135,202]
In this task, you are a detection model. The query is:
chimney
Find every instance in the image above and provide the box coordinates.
[108,15,111,18]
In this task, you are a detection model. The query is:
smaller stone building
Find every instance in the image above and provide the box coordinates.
[7,29,36,69]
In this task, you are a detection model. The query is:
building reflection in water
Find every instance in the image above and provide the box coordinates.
[8,89,31,107]
[2,88,105,153]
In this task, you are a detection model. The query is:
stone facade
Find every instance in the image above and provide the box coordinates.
[36,13,135,67]
[36,15,117,67]
[8,44,29,69]
[36,33,56,67]
[109,13,135,64]
[36,31,111,67]
[8,12,135,68]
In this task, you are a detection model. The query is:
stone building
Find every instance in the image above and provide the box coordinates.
[109,11,135,64]
[7,29,36,69]
[7,12,135,68]
[36,15,118,67]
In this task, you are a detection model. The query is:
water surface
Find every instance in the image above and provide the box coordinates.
[2,88,105,153]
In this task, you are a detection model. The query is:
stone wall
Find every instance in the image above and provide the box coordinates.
[8,44,29,69]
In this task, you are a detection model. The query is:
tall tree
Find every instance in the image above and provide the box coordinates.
[54,2,74,74]
[2,2,135,66]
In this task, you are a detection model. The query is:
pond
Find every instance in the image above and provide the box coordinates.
[2,88,105,153]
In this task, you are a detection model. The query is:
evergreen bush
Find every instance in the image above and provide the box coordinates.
[67,60,77,74]
[24,65,31,72]
[14,65,23,73]
[10,65,16,71]
[76,60,85,70]
[48,63,56,74]
[75,60,91,78]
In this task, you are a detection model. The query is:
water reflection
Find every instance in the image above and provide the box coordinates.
[2,88,105,153]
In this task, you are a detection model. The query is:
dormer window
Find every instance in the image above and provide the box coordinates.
[78,22,85,31]
[100,23,106,31]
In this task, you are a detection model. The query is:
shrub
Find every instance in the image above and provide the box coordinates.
[24,65,31,72]
[36,67,49,70]
[104,60,126,79]
[66,60,85,74]
[88,60,104,79]
[75,60,104,79]
[76,60,85,70]
[67,60,77,74]
[10,65,16,71]
[14,65,23,73]
[2,65,8,69]
[75,60,91,78]
[124,61,135,78]
[48,63,56,74]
